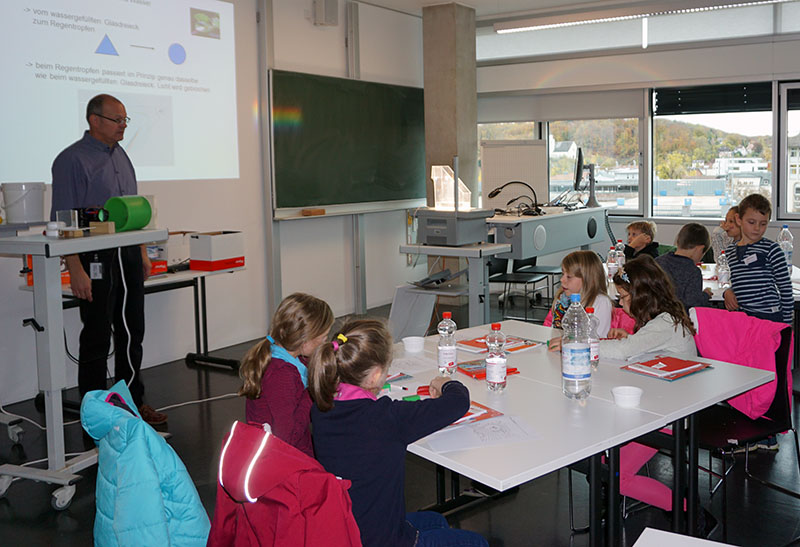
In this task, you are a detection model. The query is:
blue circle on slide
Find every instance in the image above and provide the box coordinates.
[169,43,186,65]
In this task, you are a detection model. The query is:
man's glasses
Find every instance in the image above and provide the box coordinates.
[94,113,130,125]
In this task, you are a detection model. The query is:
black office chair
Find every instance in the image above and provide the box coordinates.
[695,325,799,542]
[489,256,547,322]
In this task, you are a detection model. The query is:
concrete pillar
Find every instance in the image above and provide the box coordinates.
[423,3,478,207]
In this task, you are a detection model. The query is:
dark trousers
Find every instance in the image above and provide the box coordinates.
[78,246,145,406]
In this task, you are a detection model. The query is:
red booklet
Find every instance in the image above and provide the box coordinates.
[456,335,542,354]
[457,359,520,380]
[449,401,503,427]
[622,356,711,381]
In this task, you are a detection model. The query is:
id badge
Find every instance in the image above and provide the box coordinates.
[90,261,103,280]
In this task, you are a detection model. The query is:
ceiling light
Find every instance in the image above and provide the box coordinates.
[494,0,791,34]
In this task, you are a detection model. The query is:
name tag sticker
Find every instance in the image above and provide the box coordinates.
[90,262,103,280]
[743,254,757,265]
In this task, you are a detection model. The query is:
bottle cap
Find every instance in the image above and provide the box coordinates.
[570,294,580,303]
[783,224,789,228]
[442,311,451,319]
[585,307,594,313]
[491,323,501,330]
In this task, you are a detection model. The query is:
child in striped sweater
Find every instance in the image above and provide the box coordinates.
[723,194,793,324]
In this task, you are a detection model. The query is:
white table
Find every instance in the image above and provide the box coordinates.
[0,229,167,509]
[633,527,732,546]
[398,242,511,327]
[53,267,246,369]
[388,320,773,546]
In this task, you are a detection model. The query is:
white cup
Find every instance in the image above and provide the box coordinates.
[402,336,425,353]
[612,386,643,408]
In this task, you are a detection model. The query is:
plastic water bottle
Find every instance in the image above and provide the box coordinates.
[561,294,592,400]
[585,307,600,371]
[778,225,794,275]
[615,239,626,268]
[606,246,618,278]
[716,250,731,290]
[437,311,457,376]
[485,323,507,392]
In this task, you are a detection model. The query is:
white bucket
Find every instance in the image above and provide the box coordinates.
[1,182,45,224]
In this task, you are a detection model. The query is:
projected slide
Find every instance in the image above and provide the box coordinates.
[0,0,239,182]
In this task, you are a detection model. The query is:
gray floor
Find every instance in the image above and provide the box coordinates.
[1,295,800,546]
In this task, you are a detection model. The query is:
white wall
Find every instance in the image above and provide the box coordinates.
[270,1,427,317]
[0,0,268,405]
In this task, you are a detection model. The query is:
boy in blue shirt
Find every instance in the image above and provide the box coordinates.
[723,193,793,324]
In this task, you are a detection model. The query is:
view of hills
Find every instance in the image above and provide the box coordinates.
[479,118,773,180]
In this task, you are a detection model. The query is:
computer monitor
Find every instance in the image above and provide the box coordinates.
[573,147,584,191]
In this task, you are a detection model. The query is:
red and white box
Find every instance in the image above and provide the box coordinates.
[189,231,245,271]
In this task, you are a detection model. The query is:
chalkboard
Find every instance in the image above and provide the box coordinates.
[271,70,426,211]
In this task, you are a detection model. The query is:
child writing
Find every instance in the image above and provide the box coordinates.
[600,255,697,360]
[723,193,793,324]
[308,320,487,547]
[655,222,713,311]
[624,220,659,259]
[545,250,613,351]
[238,292,333,458]
[710,205,740,261]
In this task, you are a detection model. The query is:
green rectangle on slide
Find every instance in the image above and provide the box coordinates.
[271,70,426,210]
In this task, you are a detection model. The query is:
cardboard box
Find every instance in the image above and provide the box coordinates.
[189,231,245,271]
[26,255,70,286]
[157,231,196,266]
[150,259,168,276]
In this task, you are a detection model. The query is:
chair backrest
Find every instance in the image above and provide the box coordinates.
[487,256,508,277]
[512,256,538,272]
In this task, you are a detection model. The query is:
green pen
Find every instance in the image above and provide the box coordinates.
[403,394,421,401]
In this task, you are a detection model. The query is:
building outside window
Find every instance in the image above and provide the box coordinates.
[652,83,772,218]
[548,119,639,207]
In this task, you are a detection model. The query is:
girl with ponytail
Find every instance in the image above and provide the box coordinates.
[238,292,333,457]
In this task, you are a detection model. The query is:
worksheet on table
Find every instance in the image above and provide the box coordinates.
[423,415,540,453]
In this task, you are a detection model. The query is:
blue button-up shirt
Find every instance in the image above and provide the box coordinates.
[50,131,137,220]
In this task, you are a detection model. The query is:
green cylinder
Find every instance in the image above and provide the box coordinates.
[104,196,152,232]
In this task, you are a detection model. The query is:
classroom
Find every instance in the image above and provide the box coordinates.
[1,0,800,545]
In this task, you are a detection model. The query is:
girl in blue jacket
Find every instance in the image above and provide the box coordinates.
[309,319,488,547]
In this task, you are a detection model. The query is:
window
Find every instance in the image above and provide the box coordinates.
[780,83,800,216]
[547,119,639,209]
[652,83,772,218]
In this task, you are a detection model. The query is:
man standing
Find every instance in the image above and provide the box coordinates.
[51,94,166,425]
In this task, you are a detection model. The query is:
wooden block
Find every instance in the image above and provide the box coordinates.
[90,221,116,235]
[301,208,326,217]
[62,229,84,239]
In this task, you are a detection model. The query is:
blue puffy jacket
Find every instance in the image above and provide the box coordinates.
[81,381,210,546]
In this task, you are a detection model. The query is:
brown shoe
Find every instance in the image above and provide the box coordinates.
[139,404,168,425]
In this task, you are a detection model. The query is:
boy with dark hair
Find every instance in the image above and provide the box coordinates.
[656,223,713,310]
[723,193,793,324]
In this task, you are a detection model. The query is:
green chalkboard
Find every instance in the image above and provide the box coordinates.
[271,70,426,210]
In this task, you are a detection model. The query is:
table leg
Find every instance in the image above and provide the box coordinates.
[466,256,490,327]
[672,419,686,533]
[33,255,68,470]
[687,413,698,535]
[192,279,201,354]
[436,464,446,505]
[607,446,620,547]
[201,277,209,355]
[589,453,602,547]
[185,275,240,369]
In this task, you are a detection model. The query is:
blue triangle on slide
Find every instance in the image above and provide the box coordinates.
[95,34,119,56]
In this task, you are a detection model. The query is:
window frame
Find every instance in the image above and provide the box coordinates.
[779,81,800,220]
